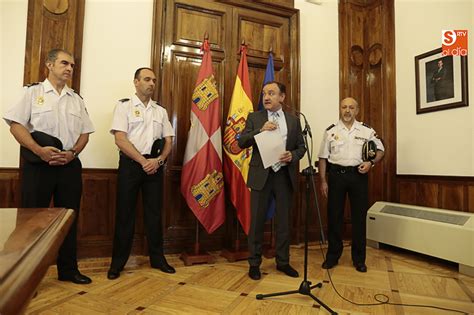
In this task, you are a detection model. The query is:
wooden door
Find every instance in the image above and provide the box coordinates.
[152,0,300,252]
[339,0,396,237]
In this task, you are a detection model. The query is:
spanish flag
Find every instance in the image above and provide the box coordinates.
[223,44,253,234]
[180,39,225,234]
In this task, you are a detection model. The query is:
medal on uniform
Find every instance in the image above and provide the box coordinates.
[36,96,44,106]
[134,110,141,117]
[334,134,339,140]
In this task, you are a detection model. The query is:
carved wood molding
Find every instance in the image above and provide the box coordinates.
[24,0,85,91]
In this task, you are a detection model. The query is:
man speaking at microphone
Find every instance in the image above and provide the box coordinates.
[238,81,306,280]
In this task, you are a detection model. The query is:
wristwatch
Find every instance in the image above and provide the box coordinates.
[157,158,164,166]
[369,160,375,167]
[68,149,78,158]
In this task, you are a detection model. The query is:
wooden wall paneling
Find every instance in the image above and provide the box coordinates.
[397,179,417,205]
[24,0,85,91]
[468,186,474,213]
[0,169,20,208]
[396,175,474,214]
[416,182,438,208]
[296,175,328,244]
[439,183,465,211]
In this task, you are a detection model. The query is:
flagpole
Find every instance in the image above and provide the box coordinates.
[180,218,216,266]
[221,211,249,262]
[262,47,277,260]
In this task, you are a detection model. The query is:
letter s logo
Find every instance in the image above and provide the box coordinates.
[442,30,456,46]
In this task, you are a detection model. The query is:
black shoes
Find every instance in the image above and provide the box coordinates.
[248,266,261,280]
[353,262,367,273]
[58,272,92,284]
[276,264,299,278]
[151,258,176,274]
[322,260,338,269]
[107,268,121,280]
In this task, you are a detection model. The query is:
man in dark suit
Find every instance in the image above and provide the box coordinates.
[432,59,447,100]
[238,81,306,280]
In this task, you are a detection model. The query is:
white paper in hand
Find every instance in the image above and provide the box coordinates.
[254,130,285,169]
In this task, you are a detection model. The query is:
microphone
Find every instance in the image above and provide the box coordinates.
[281,104,312,138]
[294,110,312,138]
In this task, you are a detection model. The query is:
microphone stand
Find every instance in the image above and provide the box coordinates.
[256,112,336,315]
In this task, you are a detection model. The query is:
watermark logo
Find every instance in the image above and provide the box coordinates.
[442,30,468,56]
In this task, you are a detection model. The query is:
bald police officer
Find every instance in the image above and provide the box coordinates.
[3,48,95,284]
[318,97,384,273]
[107,67,175,280]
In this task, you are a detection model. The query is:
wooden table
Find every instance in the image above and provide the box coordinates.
[0,208,74,315]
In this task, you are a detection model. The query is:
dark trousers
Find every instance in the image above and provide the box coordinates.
[326,166,368,264]
[248,168,293,267]
[110,155,165,270]
[21,159,82,276]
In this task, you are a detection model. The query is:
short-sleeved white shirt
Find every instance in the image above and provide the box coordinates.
[110,95,175,155]
[3,79,95,150]
[318,120,384,167]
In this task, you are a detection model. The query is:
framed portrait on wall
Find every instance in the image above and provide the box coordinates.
[414,47,468,114]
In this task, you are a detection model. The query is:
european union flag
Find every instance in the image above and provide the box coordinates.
[259,53,277,221]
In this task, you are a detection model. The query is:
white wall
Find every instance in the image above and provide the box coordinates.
[295,0,340,170]
[0,0,154,168]
[396,0,474,176]
[0,0,28,167]
[80,0,154,168]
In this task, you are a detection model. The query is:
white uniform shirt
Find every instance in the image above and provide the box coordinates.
[110,95,175,155]
[3,79,95,150]
[318,120,384,167]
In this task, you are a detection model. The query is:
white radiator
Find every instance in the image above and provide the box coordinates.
[366,201,474,276]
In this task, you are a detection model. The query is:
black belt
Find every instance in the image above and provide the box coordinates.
[119,152,153,162]
[329,164,359,174]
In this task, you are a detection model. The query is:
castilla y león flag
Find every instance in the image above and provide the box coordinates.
[180,39,225,234]
[223,44,253,234]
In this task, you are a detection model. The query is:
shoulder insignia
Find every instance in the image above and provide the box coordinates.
[155,101,164,108]
[362,122,373,129]
[73,90,83,99]
[119,98,130,102]
[26,82,40,88]
[326,124,335,131]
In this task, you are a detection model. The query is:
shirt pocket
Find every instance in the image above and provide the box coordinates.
[31,105,54,131]
[69,111,83,134]
[128,115,144,126]
[330,140,344,154]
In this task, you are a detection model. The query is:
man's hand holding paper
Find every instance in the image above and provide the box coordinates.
[254,129,286,169]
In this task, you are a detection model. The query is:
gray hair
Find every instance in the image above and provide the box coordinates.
[46,48,73,64]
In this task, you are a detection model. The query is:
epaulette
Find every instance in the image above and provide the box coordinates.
[362,122,373,129]
[155,101,164,108]
[26,82,40,88]
[119,98,130,102]
[72,90,83,99]
[326,124,335,131]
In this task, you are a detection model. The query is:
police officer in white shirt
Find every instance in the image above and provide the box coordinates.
[318,97,384,273]
[107,67,175,280]
[3,48,95,284]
